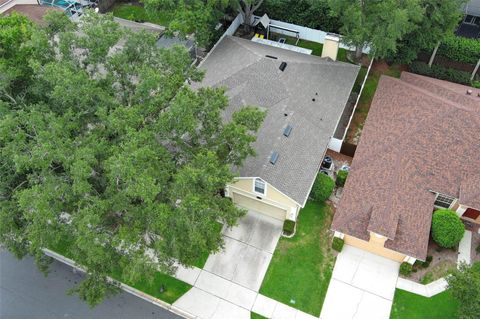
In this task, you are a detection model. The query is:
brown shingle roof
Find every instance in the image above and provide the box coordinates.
[3,5,62,25]
[332,72,480,260]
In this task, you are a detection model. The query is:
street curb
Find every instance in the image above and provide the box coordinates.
[42,248,197,319]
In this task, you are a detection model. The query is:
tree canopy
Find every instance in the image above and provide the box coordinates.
[391,0,467,63]
[142,0,265,46]
[329,0,423,59]
[447,262,480,319]
[0,10,265,306]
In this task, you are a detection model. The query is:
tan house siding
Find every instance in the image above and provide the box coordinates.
[227,178,301,220]
[344,235,407,262]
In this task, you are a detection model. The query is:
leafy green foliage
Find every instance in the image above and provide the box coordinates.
[0,13,36,99]
[257,0,341,33]
[142,0,229,46]
[400,262,413,276]
[447,262,480,319]
[391,0,466,64]
[329,0,423,59]
[282,219,295,235]
[310,173,334,202]
[438,35,480,65]
[112,3,173,26]
[0,10,264,306]
[335,170,348,187]
[431,209,464,248]
[332,237,344,252]
[409,61,474,85]
[143,0,266,46]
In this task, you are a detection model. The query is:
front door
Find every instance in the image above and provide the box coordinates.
[462,208,480,220]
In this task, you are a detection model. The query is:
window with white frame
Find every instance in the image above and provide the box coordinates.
[434,193,455,209]
[254,178,266,195]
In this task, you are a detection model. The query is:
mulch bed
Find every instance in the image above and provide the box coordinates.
[402,239,457,284]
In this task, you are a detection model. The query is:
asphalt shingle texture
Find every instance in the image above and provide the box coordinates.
[195,36,359,206]
[332,72,480,260]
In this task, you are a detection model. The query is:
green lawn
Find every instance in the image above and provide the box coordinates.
[251,313,268,319]
[49,239,191,304]
[109,265,191,304]
[259,201,335,316]
[111,3,173,27]
[390,289,459,319]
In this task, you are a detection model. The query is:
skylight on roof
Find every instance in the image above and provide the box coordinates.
[283,125,293,137]
[270,151,279,165]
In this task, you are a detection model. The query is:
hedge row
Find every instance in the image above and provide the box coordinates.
[409,61,473,85]
[437,35,480,65]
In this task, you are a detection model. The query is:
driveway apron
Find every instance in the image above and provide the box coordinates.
[320,245,400,319]
[204,210,283,291]
[173,210,283,319]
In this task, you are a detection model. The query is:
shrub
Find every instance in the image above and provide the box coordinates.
[283,219,295,235]
[421,273,434,285]
[431,209,465,248]
[400,262,413,276]
[437,35,480,65]
[409,61,472,85]
[332,237,344,252]
[310,173,334,202]
[473,81,480,89]
[336,170,348,187]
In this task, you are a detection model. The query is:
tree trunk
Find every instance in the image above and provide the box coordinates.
[355,45,363,62]
[243,10,252,32]
[428,42,440,67]
[471,58,480,81]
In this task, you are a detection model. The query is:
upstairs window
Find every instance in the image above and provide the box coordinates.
[434,193,455,209]
[254,178,266,195]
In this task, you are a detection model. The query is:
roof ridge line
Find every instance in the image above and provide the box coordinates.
[394,75,479,112]
[404,72,480,104]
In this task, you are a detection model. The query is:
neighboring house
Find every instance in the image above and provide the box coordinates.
[458,0,480,38]
[464,0,480,18]
[1,3,61,21]
[195,35,359,222]
[332,72,480,264]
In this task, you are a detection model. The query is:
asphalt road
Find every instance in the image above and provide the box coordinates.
[0,250,182,319]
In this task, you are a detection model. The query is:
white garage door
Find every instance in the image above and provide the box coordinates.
[232,192,287,221]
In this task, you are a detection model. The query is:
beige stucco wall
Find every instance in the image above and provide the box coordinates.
[344,234,407,262]
[227,178,301,220]
[321,35,340,61]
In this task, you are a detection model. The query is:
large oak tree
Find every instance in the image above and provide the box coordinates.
[0,10,264,305]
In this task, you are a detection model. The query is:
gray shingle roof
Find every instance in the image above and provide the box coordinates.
[196,36,359,206]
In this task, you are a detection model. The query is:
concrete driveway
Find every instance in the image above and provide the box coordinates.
[204,210,283,291]
[173,210,283,319]
[320,246,400,319]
